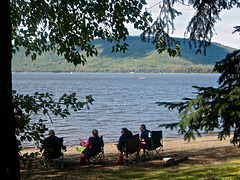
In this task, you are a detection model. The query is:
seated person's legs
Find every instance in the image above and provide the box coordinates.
[139,142,150,157]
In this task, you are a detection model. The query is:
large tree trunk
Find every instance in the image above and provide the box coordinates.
[0,0,20,179]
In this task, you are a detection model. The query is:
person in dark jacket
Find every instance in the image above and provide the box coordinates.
[139,124,151,156]
[117,128,133,164]
[43,130,66,159]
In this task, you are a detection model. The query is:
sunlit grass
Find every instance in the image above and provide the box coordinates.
[104,159,240,180]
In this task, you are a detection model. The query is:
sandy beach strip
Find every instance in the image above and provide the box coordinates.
[20,135,240,165]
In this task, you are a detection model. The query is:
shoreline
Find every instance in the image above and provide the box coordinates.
[13,72,219,75]
[20,133,229,150]
[21,135,236,158]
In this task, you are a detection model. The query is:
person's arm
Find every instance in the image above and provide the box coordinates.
[117,136,123,151]
[143,131,151,145]
[62,144,67,151]
[118,134,125,147]
[43,138,48,149]
[79,138,89,147]
[99,136,104,147]
[140,132,144,141]
[148,130,152,139]
[141,132,148,144]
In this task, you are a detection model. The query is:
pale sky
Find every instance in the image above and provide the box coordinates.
[128,1,240,49]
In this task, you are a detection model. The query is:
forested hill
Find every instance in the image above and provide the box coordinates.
[12,36,235,73]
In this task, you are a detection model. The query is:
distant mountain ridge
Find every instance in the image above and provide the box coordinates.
[12,36,235,73]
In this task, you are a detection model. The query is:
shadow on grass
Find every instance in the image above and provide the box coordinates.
[20,145,240,179]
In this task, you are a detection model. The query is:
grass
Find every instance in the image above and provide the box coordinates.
[21,158,240,179]
[104,160,240,180]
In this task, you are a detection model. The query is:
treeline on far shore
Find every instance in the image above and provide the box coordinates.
[12,65,214,74]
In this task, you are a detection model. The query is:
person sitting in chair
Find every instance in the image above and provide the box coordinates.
[117,128,133,164]
[43,129,66,160]
[79,129,104,162]
[139,124,151,156]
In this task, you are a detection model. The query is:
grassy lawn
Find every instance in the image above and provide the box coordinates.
[21,158,240,179]
[102,159,240,180]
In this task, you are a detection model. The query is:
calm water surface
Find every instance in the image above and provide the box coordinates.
[12,73,220,147]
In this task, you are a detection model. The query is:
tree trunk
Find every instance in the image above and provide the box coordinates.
[0,0,20,179]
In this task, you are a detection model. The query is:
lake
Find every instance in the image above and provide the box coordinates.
[12,73,220,147]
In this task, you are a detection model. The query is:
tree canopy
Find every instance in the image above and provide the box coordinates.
[11,0,153,65]
[11,0,240,65]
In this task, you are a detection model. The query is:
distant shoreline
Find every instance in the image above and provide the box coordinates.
[12,71,220,74]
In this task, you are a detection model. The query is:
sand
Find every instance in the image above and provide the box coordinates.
[21,135,240,166]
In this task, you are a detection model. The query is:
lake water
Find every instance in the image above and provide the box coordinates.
[12,73,220,147]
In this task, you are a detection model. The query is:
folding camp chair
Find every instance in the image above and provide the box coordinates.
[123,134,141,164]
[144,131,163,160]
[42,137,66,169]
[86,136,104,165]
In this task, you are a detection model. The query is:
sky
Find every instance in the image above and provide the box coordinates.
[128,0,240,49]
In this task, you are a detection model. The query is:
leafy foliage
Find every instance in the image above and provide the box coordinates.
[183,0,240,54]
[143,0,239,55]
[157,50,240,146]
[13,90,94,166]
[11,0,240,68]
[141,0,182,56]
[11,0,153,65]
[233,26,240,34]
